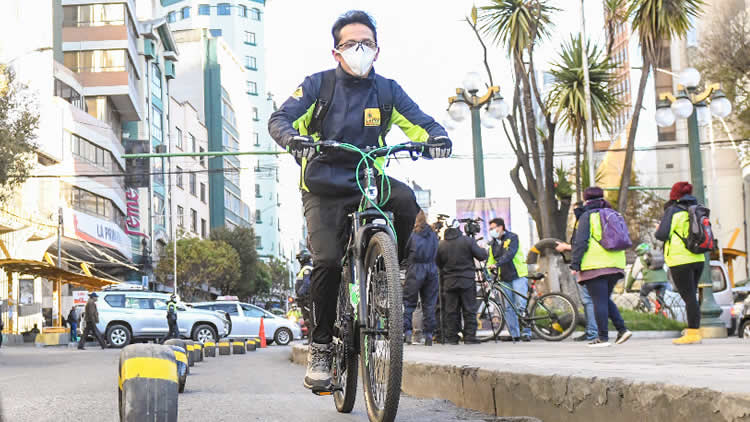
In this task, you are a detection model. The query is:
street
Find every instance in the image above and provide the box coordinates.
[0,343,505,422]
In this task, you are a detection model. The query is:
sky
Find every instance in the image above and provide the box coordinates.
[264,0,658,247]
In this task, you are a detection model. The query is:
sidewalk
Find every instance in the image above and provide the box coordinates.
[291,338,750,421]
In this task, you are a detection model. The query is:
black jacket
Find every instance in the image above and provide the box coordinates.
[436,228,488,289]
[570,198,612,271]
[489,231,522,282]
[655,195,698,242]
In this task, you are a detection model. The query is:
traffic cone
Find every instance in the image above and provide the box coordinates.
[259,317,267,348]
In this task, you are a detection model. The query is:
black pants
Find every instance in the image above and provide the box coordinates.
[670,261,704,329]
[444,284,477,342]
[584,274,626,341]
[639,282,668,311]
[403,264,439,336]
[162,318,179,342]
[303,177,419,344]
[78,321,107,349]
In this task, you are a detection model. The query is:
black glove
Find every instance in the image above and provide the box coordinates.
[286,135,316,161]
[423,136,452,159]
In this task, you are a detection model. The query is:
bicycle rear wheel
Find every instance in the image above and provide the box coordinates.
[360,232,402,422]
[476,297,505,342]
[333,266,357,413]
[529,292,578,341]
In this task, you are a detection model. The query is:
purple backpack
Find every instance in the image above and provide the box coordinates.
[596,208,632,251]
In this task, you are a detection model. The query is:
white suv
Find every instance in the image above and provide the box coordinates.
[191,301,301,346]
[89,289,230,348]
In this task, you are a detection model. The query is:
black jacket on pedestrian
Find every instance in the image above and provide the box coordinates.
[436,228,488,290]
[655,195,699,242]
[570,198,612,271]
[404,226,439,281]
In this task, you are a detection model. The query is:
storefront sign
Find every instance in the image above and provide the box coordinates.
[73,291,88,304]
[70,209,133,260]
[124,188,146,237]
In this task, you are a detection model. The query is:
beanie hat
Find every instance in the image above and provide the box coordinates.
[670,181,692,201]
[583,186,604,201]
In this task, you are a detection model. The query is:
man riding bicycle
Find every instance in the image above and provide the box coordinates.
[625,243,670,312]
[269,10,451,391]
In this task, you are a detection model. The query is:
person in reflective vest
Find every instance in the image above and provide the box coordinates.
[162,294,179,342]
[295,250,314,338]
[488,218,530,342]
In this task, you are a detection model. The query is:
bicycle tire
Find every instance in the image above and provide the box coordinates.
[476,297,505,342]
[333,266,358,413]
[529,292,578,341]
[360,232,402,422]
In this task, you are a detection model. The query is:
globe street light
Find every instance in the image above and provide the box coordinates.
[654,68,733,338]
[446,73,509,197]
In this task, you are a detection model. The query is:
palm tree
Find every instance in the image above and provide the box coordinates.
[547,35,621,201]
[603,0,629,58]
[616,0,704,213]
[478,0,572,240]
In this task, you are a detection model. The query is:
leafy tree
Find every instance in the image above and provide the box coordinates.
[157,237,241,301]
[603,0,629,58]
[696,4,750,139]
[606,173,665,246]
[267,257,291,294]
[210,226,271,299]
[476,0,573,239]
[547,35,621,201]
[616,0,704,213]
[0,65,39,203]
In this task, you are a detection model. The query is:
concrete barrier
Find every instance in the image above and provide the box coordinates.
[289,344,750,422]
[34,332,71,347]
[2,334,24,346]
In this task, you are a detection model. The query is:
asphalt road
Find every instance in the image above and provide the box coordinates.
[0,343,507,422]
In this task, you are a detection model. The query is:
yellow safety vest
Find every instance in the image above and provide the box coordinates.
[581,212,626,271]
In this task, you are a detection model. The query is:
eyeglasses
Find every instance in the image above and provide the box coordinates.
[336,40,377,51]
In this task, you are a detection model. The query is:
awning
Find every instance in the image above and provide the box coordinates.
[0,259,120,290]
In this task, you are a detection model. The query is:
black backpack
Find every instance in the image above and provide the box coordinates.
[307,69,395,142]
[676,204,715,254]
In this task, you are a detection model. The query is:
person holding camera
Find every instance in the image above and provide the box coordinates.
[403,210,439,346]
[436,220,488,344]
[488,218,531,342]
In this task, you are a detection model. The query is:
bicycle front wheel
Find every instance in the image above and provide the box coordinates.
[333,266,357,413]
[360,232,402,422]
[529,292,578,341]
[476,297,505,342]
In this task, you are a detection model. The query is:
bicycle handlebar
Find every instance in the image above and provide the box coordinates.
[302,140,427,159]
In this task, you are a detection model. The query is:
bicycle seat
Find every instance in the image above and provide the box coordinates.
[528,272,545,281]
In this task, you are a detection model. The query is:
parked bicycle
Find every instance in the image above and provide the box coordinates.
[475,267,579,342]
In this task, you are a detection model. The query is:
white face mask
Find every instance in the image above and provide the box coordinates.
[489,229,499,239]
[335,44,377,77]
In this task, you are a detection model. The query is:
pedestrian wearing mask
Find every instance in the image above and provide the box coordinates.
[436,222,489,345]
[487,218,531,342]
[656,182,706,345]
[403,210,439,346]
[570,187,632,347]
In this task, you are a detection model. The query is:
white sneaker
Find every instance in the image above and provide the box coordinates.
[587,339,611,348]
[615,330,632,345]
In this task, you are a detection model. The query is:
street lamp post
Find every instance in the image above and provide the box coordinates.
[445,72,510,198]
[654,67,732,338]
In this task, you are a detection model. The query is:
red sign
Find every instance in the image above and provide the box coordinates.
[124,188,146,237]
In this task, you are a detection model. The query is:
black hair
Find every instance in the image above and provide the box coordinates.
[332,10,377,48]
[489,218,505,230]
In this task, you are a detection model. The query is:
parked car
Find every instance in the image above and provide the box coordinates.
[191,300,302,346]
[88,288,230,348]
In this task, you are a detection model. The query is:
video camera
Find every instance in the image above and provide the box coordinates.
[458,217,483,237]
[432,214,451,232]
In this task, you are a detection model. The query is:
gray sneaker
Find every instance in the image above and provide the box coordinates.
[304,342,333,390]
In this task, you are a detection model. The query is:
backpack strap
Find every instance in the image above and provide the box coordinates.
[308,69,336,137]
[375,75,394,142]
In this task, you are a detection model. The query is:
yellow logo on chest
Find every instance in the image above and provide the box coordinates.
[503,239,511,248]
[364,108,381,126]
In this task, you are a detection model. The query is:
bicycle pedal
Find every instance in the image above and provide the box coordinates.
[311,385,342,396]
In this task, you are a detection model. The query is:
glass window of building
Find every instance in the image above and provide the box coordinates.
[181,6,191,19]
[63,4,125,27]
[252,107,259,121]
[222,100,236,127]
[189,173,197,196]
[255,184,261,198]
[71,134,122,175]
[253,132,259,146]
[247,81,257,95]
[239,5,247,17]
[64,49,129,73]
[54,78,85,110]
[250,8,261,20]
[177,205,184,227]
[255,209,262,223]
[245,31,256,45]
[255,236,262,250]
[191,209,198,232]
[217,3,231,15]
[176,166,183,188]
[190,133,196,152]
[167,11,177,23]
[175,127,183,149]
[222,130,239,151]
[224,159,240,186]
[201,218,207,238]
[151,106,163,143]
[210,29,222,37]
[200,182,206,203]
[199,146,206,168]
[198,4,210,15]
[246,56,257,70]
[151,63,162,98]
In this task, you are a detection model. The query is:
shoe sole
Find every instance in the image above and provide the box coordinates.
[615,331,633,345]
[304,378,332,391]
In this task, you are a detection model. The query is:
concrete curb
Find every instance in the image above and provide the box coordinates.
[289,344,750,422]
